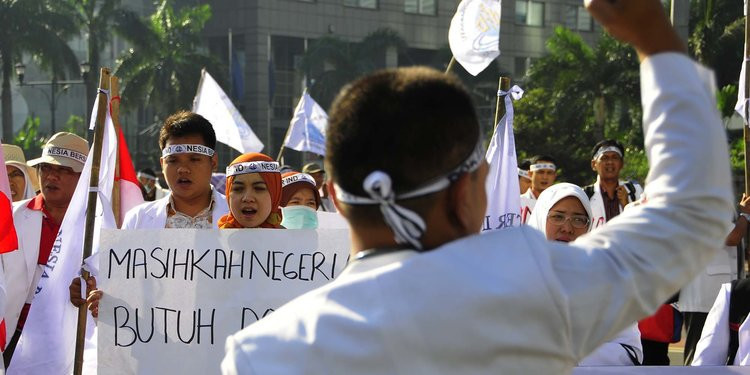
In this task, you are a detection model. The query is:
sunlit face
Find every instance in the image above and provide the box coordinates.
[37,163,81,207]
[529,164,555,195]
[160,134,217,203]
[229,173,273,228]
[287,188,318,209]
[519,176,531,195]
[544,196,589,243]
[6,165,26,202]
[591,151,623,181]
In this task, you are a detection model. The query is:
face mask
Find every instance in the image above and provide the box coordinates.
[281,205,319,229]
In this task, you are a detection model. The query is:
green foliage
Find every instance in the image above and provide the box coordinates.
[13,116,46,157]
[730,137,745,177]
[514,27,644,185]
[65,114,84,134]
[114,0,216,119]
[717,84,739,119]
[688,0,744,88]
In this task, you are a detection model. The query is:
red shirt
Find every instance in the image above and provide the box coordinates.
[26,194,61,265]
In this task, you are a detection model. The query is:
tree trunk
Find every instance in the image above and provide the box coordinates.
[1,48,13,142]
[594,95,606,141]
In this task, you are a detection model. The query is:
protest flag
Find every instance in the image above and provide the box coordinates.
[0,144,17,353]
[448,0,501,76]
[278,92,328,160]
[483,80,523,232]
[109,77,144,227]
[193,69,264,153]
[7,69,117,375]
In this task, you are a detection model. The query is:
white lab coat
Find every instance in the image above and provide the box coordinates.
[589,179,643,230]
[221,53,733,375]
[121,189,228,229]
[692,283,750,365]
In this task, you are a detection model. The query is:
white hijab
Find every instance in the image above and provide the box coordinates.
[526,183,593,237]
[6,161,37,200]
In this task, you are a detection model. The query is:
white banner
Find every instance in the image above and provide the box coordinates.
[482,86,523,232]
[97,228,350,374]
[448,0,501,76]
[193,69,264,153]
[283,92,327,156]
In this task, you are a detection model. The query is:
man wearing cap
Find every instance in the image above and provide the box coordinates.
[585,139,643,229]
[3,144,38,202]
[520,154,556,224]
[2,132,88,362]
[221,1,734,372]
[302,162,336,212]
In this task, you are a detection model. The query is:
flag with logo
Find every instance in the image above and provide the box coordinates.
[282,92,328,156]
[448,0,501,76]
[483,86,523,232]
[7,92,140,374]
[193,69,264,153]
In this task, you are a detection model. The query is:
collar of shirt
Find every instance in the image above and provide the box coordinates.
[165,188,216,229]
[27,193,52,217]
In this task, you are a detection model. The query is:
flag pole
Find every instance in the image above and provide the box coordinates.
[73,67,111,375]
[110,76,123,227]
[494,77,511,127]
[445,57,456,74]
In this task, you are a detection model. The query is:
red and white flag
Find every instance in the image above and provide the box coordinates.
[8,93,142,374]
[0,143,17,354]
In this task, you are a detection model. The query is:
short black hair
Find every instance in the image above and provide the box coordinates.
[591,139,625,159]
[326,67,479,224]
[158,111,217,150]
[138,167,156,176]
[519,159,531,171]
[530,155,556,165]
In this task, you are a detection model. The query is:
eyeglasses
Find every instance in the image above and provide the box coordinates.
[38,164,77,177]
[547,213,590,229]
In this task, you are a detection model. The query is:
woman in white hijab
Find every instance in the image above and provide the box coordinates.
[3,144,37,202]
[527,183,643,366]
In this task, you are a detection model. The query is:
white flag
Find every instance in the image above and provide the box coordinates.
[482,85,523,232]
[193,69,264,153]
[737,55,749,125]
[282,92,328,156]
[8,95,121,374]
[448,0,501,76]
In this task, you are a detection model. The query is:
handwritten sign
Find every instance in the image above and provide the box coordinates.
[98,228,350,374]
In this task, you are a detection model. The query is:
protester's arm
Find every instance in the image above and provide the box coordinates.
[691,284,731,365]
[725,194,750,246]
[541,0,733,360]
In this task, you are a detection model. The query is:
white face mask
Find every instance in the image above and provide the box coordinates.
[281,205,319,229]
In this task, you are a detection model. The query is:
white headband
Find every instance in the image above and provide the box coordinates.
[282,173,316,187]
[161,144,215,158]
[593,146,623,160]
[530,163,556,171]
[43,146,87,164]
[518,168,530,179]
[335,137,485,250]
[137,172,156,180]
[226,161,280,177]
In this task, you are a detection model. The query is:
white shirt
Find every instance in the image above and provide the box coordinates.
[692,283,750,365]
[679,245,737,313]
[122,188,228,229]
[520,188,537,224]
[221,53,733,375]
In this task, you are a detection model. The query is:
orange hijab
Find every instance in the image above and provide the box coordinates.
[218,153,283,228]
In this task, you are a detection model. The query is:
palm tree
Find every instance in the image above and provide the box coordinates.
[114,0,216,119]
[0,0,79,142]
[300,28,408,110]
[64,0,150,120]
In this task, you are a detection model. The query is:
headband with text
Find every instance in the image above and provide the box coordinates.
[282,173,316,187]
[161,144,215,158]
[42,146,87,164]
[226,161,280,177]
[530,163,556,172]
[593,146,623,161]
[518,168,530,179]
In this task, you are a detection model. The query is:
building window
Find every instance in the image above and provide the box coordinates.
[515,1,544,27]
[405,0,436,15]
[344,0,377,9]
[564,5,593,31]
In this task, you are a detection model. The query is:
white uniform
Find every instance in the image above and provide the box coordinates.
[221,54,733,375]
[692,283,750,365]
[122,189,228,229]
[2,200,41,342]
[679,245,737,314]
[589,178,643,229]
[520,188,536,224]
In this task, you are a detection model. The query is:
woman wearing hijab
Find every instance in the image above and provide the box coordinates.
[280,171,320,229]
[3,144,38,202]
[527,183,643,366]
[219,153,283,229]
